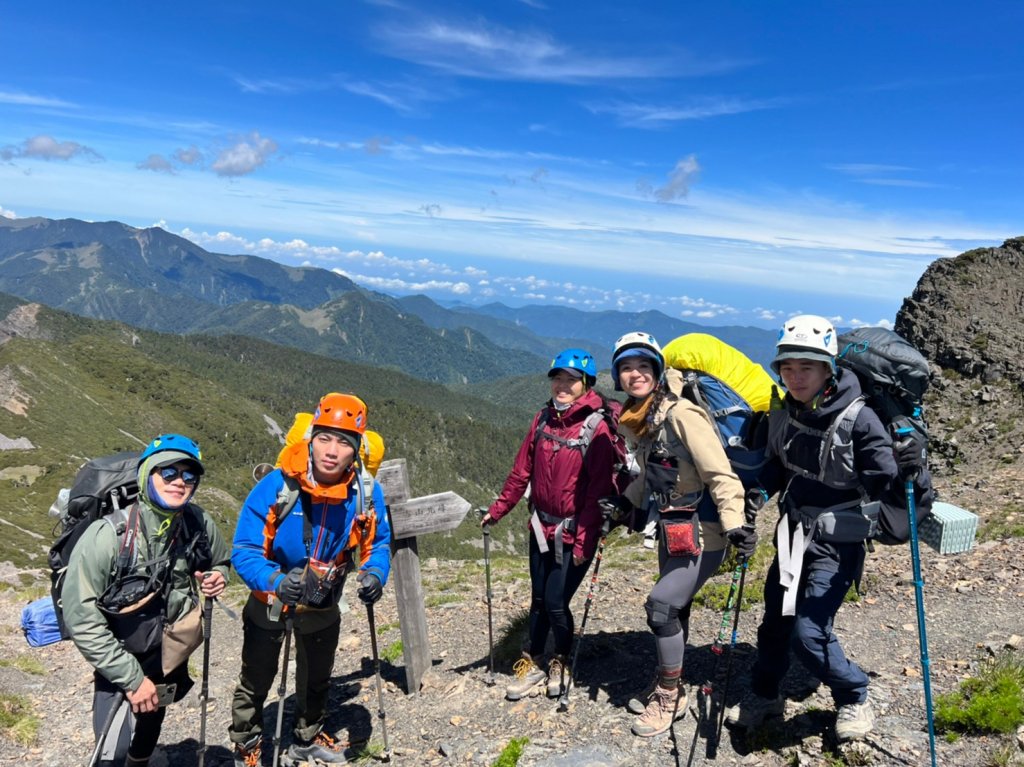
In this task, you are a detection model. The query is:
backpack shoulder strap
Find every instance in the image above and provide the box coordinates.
[274,475,303,524]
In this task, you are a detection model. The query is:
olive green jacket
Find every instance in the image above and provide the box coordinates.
[62,500,231,692]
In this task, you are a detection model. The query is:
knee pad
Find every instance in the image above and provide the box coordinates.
[645,597,682,638]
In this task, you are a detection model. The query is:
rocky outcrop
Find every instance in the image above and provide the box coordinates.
[897,237,1024,386]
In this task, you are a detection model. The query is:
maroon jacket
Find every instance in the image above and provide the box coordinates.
[488,389,617,560]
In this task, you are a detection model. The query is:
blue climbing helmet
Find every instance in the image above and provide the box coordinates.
[549,348,597,385]
[611,331,664,391]
[138,433,205,475]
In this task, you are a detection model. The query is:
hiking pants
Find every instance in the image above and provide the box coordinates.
[229,595,342,745]
[750,543,868,706]
[648,541,726,672]
[527,536,591,657]
[92,660,191,766]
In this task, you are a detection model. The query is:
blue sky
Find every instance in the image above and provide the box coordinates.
[1,1,1021,329]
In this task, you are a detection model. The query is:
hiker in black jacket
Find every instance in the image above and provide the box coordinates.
[725,315,932,742]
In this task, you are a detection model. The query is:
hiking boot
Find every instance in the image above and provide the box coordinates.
[631,683,688,737]
[724,693,786,730]
[835,700,874,742]
[626,676,658,715]
[505,654,547,700]
[546,655,569,697]
[286,730,348,764]
[233,737,262,767]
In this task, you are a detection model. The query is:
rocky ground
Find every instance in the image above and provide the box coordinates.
[1,473,1023,767]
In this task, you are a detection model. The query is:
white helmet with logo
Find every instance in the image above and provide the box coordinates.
[611,331,664,391]
[771,314,837,374]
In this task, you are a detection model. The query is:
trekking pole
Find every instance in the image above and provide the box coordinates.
[366,602,392,761]
[687,561,744,767]
[88,692,125,767]
[896,426,937,767]
[271,613,294,767]
[197,596,214,767]
[557,510,612,713]
[477,507,496,686]
[713,560,749,751]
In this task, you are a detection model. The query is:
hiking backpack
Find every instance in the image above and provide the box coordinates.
[836,326,933,544]
[662,333,776,491]
[533,395,638,495]
[48,451,140,639]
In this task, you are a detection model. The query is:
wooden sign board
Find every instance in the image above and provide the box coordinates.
[389,491,471,540]
[375,458,411,506]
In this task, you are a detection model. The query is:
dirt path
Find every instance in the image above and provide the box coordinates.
[1,532,1022,767]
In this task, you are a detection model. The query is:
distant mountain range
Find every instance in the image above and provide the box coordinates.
[0,216,777,379]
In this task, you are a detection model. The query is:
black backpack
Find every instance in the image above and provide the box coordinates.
[48,452,140,639]
[836,327,933,544]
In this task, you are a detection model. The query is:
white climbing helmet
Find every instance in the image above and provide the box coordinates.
[771,314,837,374]
[611,331,664,391]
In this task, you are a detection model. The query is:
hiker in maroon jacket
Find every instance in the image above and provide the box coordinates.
[481,348,618,700]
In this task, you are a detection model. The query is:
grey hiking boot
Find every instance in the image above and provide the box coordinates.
[627,675,658,715]
[724,693,786,730]
[835,699,874,742]
[505,653,547,700]
[232,736,262,767]
[546,655,569,698]
[286,730,348,764]
[631,683,688,737]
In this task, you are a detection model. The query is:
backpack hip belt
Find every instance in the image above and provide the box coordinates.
[529,508,576,566]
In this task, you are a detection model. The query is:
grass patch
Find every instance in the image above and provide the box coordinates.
[0,655,46,675]
[375,621,399,635]
[351,741,385,763]
[425,594,461,608]
[380,640,404,664]
[935,651,1024,735]
[0,693,39,745]
[980,506,1024,541]
[492,736,529,767]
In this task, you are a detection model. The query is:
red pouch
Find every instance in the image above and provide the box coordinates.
[661,517,701,558]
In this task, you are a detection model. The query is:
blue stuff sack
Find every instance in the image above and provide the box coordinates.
[21,595,63,647]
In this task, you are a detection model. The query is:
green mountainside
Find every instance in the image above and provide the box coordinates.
[0,298,536,570]
[0,216,550,384]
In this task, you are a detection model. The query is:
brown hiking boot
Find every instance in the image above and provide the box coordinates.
[505,653,547,700]
[546,655,569,697]
[631,683,688,737]
[627,675,658,715]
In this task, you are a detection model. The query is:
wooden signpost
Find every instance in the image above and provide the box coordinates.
[374,458,471,693]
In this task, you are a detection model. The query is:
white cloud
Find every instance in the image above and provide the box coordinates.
[137,154,175,174]
[588,97,780,128]
[1,134,102,162]
[0,205,18,219]
[211,132,278,177]
[638,154,700,202]
[375,18,741,83]
[0,90,75,108]
[175,146,203,165]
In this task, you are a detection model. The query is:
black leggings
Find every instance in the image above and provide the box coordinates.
[527,536,591,657]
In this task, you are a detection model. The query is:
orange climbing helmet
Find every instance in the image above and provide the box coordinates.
[311,393,367,436]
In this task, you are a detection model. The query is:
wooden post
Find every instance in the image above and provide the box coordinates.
[375,458,470,694]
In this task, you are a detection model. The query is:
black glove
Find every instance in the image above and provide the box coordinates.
[893,428,927,479]
[598,497,630,528]
[357,572,383,605]
[275,567,305,606]
[726,526,758,560]
[744,487,769,524]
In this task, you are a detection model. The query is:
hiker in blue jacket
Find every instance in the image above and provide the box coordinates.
[725,315,932,743]
[229,393,391,767]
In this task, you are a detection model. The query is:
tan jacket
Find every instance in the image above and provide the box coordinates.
[621,369,745,551]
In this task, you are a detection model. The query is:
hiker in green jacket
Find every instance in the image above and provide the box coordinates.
[63,434,231,767]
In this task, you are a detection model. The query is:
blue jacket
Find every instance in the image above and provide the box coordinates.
[232,467,391,598]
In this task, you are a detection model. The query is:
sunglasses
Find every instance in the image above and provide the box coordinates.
[157,466,200,486]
